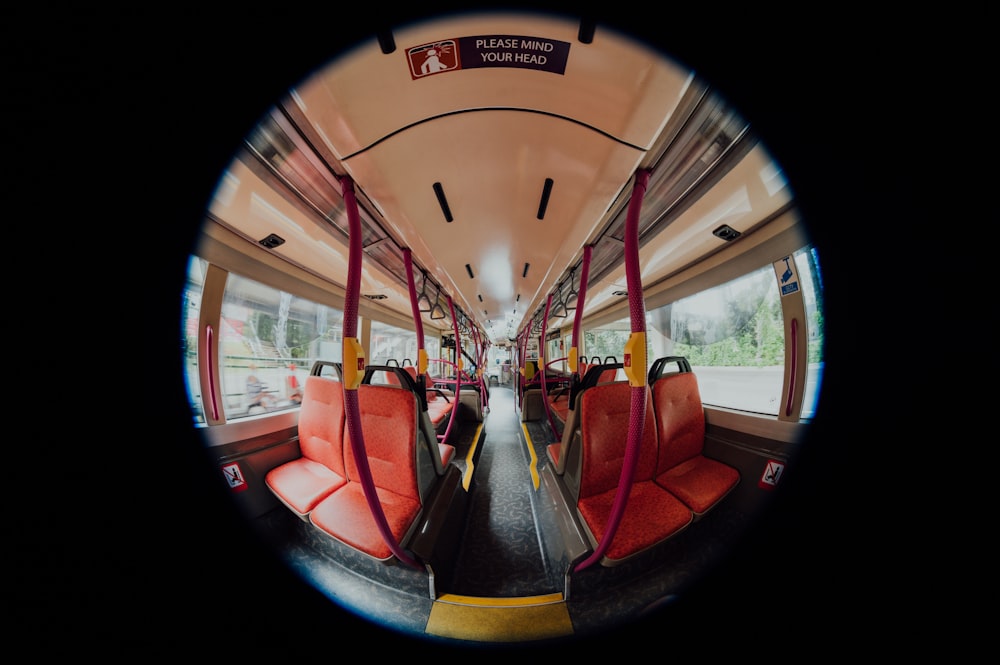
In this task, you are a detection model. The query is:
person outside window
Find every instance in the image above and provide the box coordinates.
[287,363,303,404]
[246,363,275,411]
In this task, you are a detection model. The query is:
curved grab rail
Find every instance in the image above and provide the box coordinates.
[785,317,798,417]
[427,356,463,445]
[540,355,572,439]
[469,326,489,411]
[205,324,218,421]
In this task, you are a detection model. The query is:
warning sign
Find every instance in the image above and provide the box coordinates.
[222,462,248,493]
[407,35,571,79]
[758,460,785,490]
[407,40,460,78]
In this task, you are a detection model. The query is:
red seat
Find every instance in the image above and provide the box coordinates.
[264,375,347,518]
[651,371,740,517]
[575,382,692,565]
[424,388,454,430]
[546,379,573,425]
[309,384,424,561]
[375,364,454,465]
[546,389,581,473]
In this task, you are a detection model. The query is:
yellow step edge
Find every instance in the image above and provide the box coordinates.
[426,594,573,642]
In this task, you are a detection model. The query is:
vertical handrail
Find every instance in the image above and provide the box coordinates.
[539,294,562,440]
[569,245,592,380]
[437,295,461,445]
[402,248,429,391]
[341,176,421,570]
[575,169,650,572]
[471,325,488,410]
[516,325,530,410]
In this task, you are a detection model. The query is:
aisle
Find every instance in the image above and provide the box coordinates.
[447,385,558,597]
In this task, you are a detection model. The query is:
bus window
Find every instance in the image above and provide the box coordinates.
[583,322,631,363]
[645,264,784,414]
[182,256,208,425]
[220,273,343,419]
[582,321,631,382]
[180,264,346,422]
[545,335,565,373]
[369,318,419,366]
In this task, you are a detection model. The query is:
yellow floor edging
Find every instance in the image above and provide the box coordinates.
[425,594,573,642]
[521,423,540,490]
[462,423,483,491]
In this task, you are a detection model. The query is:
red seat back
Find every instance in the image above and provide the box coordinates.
[652,372,705,473]
[577,382,657,501]
[298,375,347,474]
[344,384,420,501]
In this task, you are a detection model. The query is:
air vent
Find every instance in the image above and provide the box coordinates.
[712,224,741,241]
[523,263,530,278]
[466,264,475,279]
[478,294,483,302]
[612,290,628,297]
[363,294,388,300]
[259,233,285,249]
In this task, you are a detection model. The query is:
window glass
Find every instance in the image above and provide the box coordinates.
[545,335,565,373]
[216,270,343,420]
[182,256,208,425]
[644,264,784,414]
[581,322,632,382]
[487,344,514,384]
[585,246,823,417]
[424,335,440,367]
[368,323,443,376]
[459,335,476,376]
[796,246,824,419]
[370,319,418,366]
[583,322,631,365]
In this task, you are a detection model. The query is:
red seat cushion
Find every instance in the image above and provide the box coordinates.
[577,481,692,563]
[309,483,421,560]
[265,375,346,515]
[265,458,346,516]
